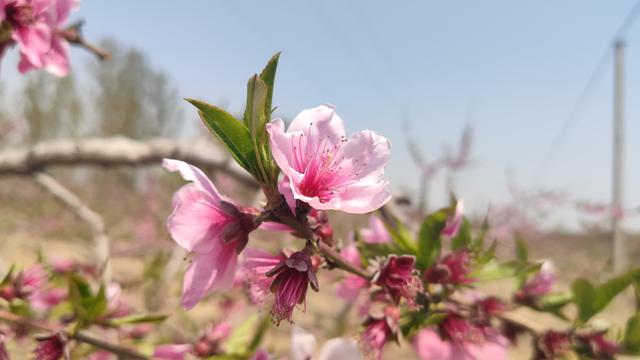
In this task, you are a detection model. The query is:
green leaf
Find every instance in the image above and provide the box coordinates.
[624,313,640,354]
[68,275,107,329]
[224,314,263,356]
[186,98,259,178]
[400,311,447,338]
[571,279,598,324]
[108,313,168,326]
[471,215,490,253]
[451,218,472,250]
[515,236,528,262]
[258,52,280,118]
[0,265,15,287]
[357,241,396,262]
[471,260,541,282]
[416,208,448,270]
[384,219,417,255]
[246,316,270,353]
[573,268,640,324]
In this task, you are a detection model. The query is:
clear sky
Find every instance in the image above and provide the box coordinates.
[5,1,640,228]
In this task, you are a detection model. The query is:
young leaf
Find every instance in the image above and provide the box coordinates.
[186,98,260,178]
[471,260,541,282]
[108,313,168,326]
[515,236,528,262]
[416,208,448,270]
[259,52,280,117]
[451,218,472,250]
[624,313,640,354]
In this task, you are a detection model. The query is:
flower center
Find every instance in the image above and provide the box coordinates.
[6,4,35,28]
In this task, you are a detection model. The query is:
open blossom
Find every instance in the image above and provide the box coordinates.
[267,105,391,214]
[242,248,285,304]
[372,255,421,305]
[193,322,232,357]
[0,264,48,301]
[442,200,464,237]
[360,215,391,244]
[266,250,319,324]
[164,159,259,309]
[0,0,77,76]
[291,326,361,360]
[424,250,473,285]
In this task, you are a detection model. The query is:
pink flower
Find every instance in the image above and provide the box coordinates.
[242,248,285,304]
[360,216,391,244]
[425,250,473,285]
[193,322,232,357]
[267,105,392,214]
[576,331,619,358]
[2,0,52,68]
[362,305,399,360]
[153,344,193,360]
[30,287,66,311]
[16,0,77,76]
[372,255,421,304]
[164,159,259,309]
[266,250,319,324]
[413,329,507,360]
[515,260,555,305]
[442,200,464,237]
[34,333,66,360]
[336,244,368,301]
[250,349,271,360]
[537,330,571,358]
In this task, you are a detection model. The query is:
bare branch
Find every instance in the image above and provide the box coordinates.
[61,22,112,61]
[0,136,257,189]
[32,171,112,283]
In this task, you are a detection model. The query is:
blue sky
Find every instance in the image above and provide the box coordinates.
[5,1,640,227]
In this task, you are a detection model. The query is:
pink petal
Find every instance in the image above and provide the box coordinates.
[319,338,362,360]
[327,181,391,214]
[278,175,296,214]
[153,344,193,360]
[442,200,464,237]
[53,0,79,25]
[43,37,69,77]
[13,22,52,68]
[338,130,391,183]
[414,329,457,360]
[361,216,391,244]
[291,326,317,360]
[181,242,237,309]
[163,159,222,202]
[167,184,228,254]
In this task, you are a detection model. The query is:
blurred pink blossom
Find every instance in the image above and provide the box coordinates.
[163,159,259,309]
[291,326,361,360]
[153,344,193,360]
[360,216,391,244]
[442,200,464,237]
[372,255,421,305]
[413,329,507,360]
[425,250,473,286]
[335,244,368,301]
[267,104,391,214]
[242,248,285,305]
[362,305,399,360]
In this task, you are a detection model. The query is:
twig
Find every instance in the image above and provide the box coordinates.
[0,310,148,359]
[32,171,112,283]
[0,136,257,189]
[61,23,111,61]
[318,242,371,280]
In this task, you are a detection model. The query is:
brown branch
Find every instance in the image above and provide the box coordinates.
[0,310,148,359]
[32,171,112,283]
[0,136,257,189]
[61,23,111,61]
[318,242,371,279]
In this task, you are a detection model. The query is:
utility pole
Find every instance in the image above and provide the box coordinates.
[612,38,627,273]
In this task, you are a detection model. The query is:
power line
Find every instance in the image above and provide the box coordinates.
[534,0,640,181]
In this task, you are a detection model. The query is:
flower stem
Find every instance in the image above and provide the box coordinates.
[0,310,148,359]
[318,242,371,280]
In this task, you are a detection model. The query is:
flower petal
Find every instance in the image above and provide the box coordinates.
[181,242,237,309]
[43,37,69,77]
[338,130,391,183]
[163,159,222,202]
[167,184,228,253]
[290,326,317,360]
[319,338,362,360]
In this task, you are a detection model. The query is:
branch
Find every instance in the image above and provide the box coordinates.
[32,171,112,283]
[61,22,111,61]
[0,136,257,189]
[0,310,148,359]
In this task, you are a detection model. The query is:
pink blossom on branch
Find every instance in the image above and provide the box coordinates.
[335,243,368,301]
[241,248,285,305]
[441,200,464,237]
[413,328,507,360]
[266,250,319,324]
[163,159,259,309]
[360,215,391,244]
[267,105,392,214]
[372,255,422,305]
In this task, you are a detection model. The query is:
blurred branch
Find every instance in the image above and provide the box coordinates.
[32,171,112,283]
[0,136,258,189]
[0,310,148,359]
[61,21,112,61]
